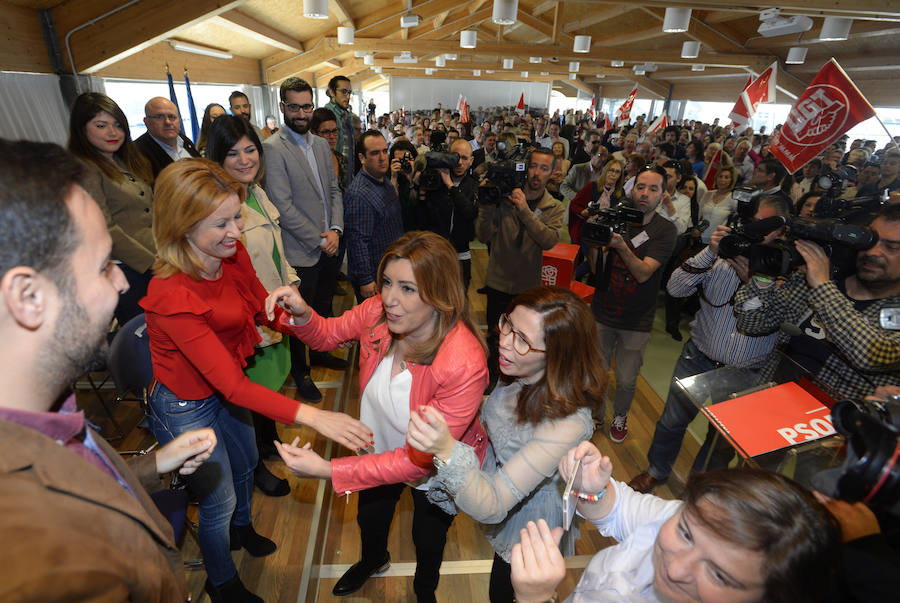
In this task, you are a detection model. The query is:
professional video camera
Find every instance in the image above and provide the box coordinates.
[813,397,900,516]
[582,205,643,246]
[477,142,533,205]
[417,151,460,191]
[717,186,882,279]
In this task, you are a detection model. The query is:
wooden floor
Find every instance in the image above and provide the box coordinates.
[80,246,701,603]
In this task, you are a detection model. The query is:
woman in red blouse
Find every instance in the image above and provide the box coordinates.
[140,159,372,603]
[272,231,489,602]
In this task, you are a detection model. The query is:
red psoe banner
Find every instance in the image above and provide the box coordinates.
[616,86,638,126]
[770,59,875,173]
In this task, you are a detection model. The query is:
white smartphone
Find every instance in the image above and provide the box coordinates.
[562,459,583,531]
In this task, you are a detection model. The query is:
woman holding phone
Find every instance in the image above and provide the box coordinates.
[405,286,606,602]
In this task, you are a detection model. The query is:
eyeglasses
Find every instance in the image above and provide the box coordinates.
[148,113,179,122]
[498,313,545,355]
[317,127,339,136]
[335,88,353,96]
[284,103,314,113]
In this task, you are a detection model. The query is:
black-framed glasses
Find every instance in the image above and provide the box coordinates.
[317,127,339,136]
[335,88,353,96]
[498,313,545,355]
[148,113,179,122]
[283,102,314,113]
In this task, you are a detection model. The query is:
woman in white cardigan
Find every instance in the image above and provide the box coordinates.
[208,115,301,498]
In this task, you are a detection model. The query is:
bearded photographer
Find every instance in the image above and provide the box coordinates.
[418,138,479,291]
[734,203,900,399]
[476,147,564,383]
[629,195,790,494]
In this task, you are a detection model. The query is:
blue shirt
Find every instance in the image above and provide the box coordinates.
[343,169,403,286]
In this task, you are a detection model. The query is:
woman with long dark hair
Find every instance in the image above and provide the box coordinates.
[67,92,155,324]
[405,286,607,602]
[197,102,226,157]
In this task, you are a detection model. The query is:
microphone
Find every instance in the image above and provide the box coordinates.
[743,215,787,238]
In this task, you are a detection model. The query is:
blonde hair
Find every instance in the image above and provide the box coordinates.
[376,231,486,364]
[152,159,246,281]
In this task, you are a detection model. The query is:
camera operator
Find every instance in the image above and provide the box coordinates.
[476,146,564,381]
[418,138,478,290]
[389,139,419,231]
[734,203,900,399]
[592,164,677,442]
[629,195,790,494]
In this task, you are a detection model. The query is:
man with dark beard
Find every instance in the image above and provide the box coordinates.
[735,203,900,399]
[264,77,348,403]
[0,139,216,601]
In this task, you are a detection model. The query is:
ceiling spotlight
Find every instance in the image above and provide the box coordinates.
[681,41,700,59]
[611,60,624,68]
[757,8,813,38]
[364,54,374,66]
[573,35,591,53]
[460,30,477,49]
[337,26,355,45]
[540,71,549,75]
[820,17,852,41]
[401,14,420,28]
[353,50,366,58]
[492,0,518,25]
[633,66,646,75]
[569,73,577,80]
[303,0,328,19]
[692,64,706,71]
[373,66,382,73]
[521,71,529,78]
[530,57,542,63]
[569,61,580,72]
[473,69,482,76]
[435,55,446,67]
[662,7,691,33]
[786,46,808,64]
[503,58,514,69]
[425,67,434,75]
[445,53,457,60]
[393,53,418,64]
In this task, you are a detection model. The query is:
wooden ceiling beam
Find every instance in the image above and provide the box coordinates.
[515,10,574,41]
[410,7,493,40]
[214,9,303,53]
[562,6,630,33]
[433,11,450,28]
[594,21,665,47]
[565,76,597,96]
[572,0,900,22]
[57,0,248,73]
[329,0,355,28]
[366,57,633,77]
[551,2,562,43]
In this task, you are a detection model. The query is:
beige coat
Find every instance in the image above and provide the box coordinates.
[80,159,156,273]
[243,184,300,346]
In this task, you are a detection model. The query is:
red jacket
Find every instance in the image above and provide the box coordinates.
[293,296,489,494]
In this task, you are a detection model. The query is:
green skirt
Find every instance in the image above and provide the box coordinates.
[244,336,291,391]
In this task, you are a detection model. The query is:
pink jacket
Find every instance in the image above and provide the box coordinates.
[293,296,489,494]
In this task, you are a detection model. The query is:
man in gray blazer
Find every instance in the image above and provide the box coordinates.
[264,77,347,402]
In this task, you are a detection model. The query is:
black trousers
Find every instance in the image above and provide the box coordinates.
[290,252,339,375]
[357,483,455,603]
[489,552,515,603]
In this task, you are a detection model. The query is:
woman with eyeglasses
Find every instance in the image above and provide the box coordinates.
[273,231,489,602]
[406,286,607,603]
[67,92,155,325]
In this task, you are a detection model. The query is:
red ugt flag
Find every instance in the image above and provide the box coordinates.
[703,147,723,190]
[616,86,638,126]
[770,59,875,173]
[729,61,777,128]
[515,92,526,116]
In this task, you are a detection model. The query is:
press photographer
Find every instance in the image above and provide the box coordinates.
[476,146,564,382]
[734,203,900,400]
[417,138,478,290]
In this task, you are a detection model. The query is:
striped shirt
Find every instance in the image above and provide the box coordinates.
[667,246,777,366]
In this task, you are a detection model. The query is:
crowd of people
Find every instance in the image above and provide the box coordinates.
[0,70,899,603]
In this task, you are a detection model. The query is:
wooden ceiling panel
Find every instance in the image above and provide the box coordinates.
[178,20,275,59]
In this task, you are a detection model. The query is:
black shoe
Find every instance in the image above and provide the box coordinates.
[476,285,489,294]
[254,462,290,497]
[334,282,350,296]
[205,575,263,603]
[292,373,323,402]
[230,523,277,557]
[332,554,391,596]
[336,271,349,282]
[310,352,350,370]
[666,326,683,342]
[257,440,279,460]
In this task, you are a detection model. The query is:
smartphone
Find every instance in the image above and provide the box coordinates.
[562,459,583,531]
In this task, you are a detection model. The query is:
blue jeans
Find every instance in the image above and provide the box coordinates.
[646,339,736,481]
[146,381,258,586]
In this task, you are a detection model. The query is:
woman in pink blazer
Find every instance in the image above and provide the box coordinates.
[271,231,488,602]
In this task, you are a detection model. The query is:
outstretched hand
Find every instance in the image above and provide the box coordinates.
[407,406,456,461]
[510,519,566,603]
[275,437,331,479]
[265,285,311,323]
[559,440,613,493]
[298,405,374,452]
[155,428,217,475]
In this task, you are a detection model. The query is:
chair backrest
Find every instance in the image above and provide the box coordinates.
[107,313,154,397]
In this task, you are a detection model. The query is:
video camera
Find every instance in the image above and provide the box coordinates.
[582,205,644,246]
[477,142,534,205]
[717,186,883,279]
[417,151,460,191]
[813,397,900,517]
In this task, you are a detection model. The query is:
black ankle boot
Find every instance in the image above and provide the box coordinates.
[230,523,277,557]
[204,575,263,603]
[254,462,290,497]
[332,553,391,596]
